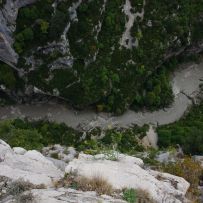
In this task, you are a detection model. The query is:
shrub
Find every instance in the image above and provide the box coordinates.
[102,150,119,161]
[16,192,34,203]
[0,63,16,89]
[123,188,155,203]
[0,119,81,151]
[162,157,203,198]
[5,128,43,150]
[7,179,34,196]
[123,188,137,203]
[136,189,155,203]
[50,152,59,159]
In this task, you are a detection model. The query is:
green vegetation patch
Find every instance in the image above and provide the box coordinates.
[0,62,17,89]
[0,119,146,154]
[14,0,71,54]
[157,101,203,154]
[123,188,137,203]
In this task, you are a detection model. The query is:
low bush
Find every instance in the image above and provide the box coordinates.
[8,180,34,196]
[162,157,203,199]
[123,188,155,203]
[50,152,59,159]
[0,63,17,89]
[123,188,137,203]
[16,192,34,203]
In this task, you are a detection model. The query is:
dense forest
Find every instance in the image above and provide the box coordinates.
[0,0,202,113]
[157,101,203,154]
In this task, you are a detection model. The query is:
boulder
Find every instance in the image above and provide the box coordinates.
[13,147,27,155]
[42,144,77,163]
[0,140,63,186]
[193,155,203,167]
[66,153,190,203]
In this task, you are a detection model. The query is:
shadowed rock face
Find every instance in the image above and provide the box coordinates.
[0,0,36,66]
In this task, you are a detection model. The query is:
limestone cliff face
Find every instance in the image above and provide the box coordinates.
[0,0,36,66]
[0,140,190,203]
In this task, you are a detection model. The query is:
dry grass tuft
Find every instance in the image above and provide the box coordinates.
[54,173,114,195]
[75,174,113,195]
[136,189,155,202]
[16,191,35,203]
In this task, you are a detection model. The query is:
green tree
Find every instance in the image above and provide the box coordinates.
[145,92,156,106]
[0,64,16,89]
[22,28,34,41]
[40,20,49,34]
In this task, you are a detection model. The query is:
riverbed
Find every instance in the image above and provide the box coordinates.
[0,61,202,131]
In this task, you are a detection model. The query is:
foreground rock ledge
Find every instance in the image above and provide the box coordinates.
[0,140,190,203]
[66,153,190,203]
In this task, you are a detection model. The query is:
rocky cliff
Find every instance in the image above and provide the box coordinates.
[0,139,190,203]
[0,0,36,66]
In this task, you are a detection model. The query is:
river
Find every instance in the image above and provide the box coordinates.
[0,61,202,131]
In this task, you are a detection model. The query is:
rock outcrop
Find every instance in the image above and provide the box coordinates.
[0,140,63,186]
[66,153,190,203]
[0,0,36,66]
[0,140,190,203]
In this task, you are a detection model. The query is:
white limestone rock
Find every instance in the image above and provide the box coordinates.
[31,188,126,203]
[0,140,63,187]
[142,125,158,148]
[0,140,191,203]
[193,155,203,167]
[42,144,77,163]
[0,139,11,151]
[66,153,190,203]
[13,147,27,155]
[89,152,144,167]
[1,187,126,203]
